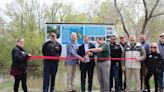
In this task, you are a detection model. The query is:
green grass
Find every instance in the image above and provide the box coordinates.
[0,81,13,90]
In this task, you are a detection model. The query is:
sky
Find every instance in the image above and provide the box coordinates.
[0,0,91,11]
[0,0,92,22]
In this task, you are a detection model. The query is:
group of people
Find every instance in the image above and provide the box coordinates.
[10,32,164,92]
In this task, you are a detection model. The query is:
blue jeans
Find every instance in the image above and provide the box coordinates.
[43,62,58,92]
[159,68,164,88]
[110,63,121,91]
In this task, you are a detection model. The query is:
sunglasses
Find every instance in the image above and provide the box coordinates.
[160,35,164,37]
[151,47,157,49]
[51,35,56,37]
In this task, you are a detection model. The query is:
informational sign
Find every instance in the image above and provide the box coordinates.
[45,23,115,56]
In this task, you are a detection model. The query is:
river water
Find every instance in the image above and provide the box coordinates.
[0,63,99,92]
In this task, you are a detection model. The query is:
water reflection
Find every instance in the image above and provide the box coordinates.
[0,62,99,92]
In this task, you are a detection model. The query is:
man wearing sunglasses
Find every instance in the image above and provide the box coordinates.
[158,33,164,92]
[42,32,62,92]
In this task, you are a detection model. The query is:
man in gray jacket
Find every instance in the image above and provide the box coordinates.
[65,32,85,92]
[158,33,164,91]
[122,34,146,92]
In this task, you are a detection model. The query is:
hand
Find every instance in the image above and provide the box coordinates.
[136,58,141,62]
[81,58,86,62]
[27,54,32,61]
[28,54,32,57]
[122,66,125,72]
[86,51,91,56]
[87,49,92,52]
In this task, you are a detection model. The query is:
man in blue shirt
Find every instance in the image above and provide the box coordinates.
[65,32,85,92]
[140,34,150,91]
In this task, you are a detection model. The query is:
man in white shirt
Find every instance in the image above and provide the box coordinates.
[78,35,96,92]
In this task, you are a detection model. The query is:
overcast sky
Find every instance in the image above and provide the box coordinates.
[0,0,91,11]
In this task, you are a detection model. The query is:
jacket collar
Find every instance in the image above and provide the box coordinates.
[127,43,141,48]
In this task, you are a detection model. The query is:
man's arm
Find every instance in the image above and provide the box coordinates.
[139,46,147,61]
[58,43,62,56]
[42,42,46,56]
[89,47,103,52]
[67,44,83,60]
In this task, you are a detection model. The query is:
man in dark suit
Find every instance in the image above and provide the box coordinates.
[78,35,95,92]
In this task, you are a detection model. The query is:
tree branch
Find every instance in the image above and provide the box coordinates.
[148,0,160,20]
[143,0,148,19]
[114,0,129,37]
[151,12,164,18]
[141,0,160,34]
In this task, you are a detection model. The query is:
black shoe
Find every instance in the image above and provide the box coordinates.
[72,90,76,92]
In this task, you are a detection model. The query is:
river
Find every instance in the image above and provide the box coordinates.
[0,63,99,92]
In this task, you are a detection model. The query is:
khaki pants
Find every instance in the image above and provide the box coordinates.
[126,68,141,92]
[66,64,76,91]
[97,61,111,92]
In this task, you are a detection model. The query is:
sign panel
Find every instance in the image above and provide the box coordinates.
[45,23,115,56]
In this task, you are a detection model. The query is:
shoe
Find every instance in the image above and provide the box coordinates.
[72,90,76,92]
[142,89,148,92]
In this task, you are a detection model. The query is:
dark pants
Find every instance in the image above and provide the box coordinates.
[145,69,158,92]
[110,63,121,91]
[140,63,147,89]
[43,62,58,92]
[14,73,27,92]
[158,68,164,88]
[80,62,95,92]
[119,65,126,90]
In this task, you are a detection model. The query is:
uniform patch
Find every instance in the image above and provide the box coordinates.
[149,55,152,58]
[154,56,158,59]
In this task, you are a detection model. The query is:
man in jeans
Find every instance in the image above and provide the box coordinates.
[42,33,62,92]
[140,34,150,91]
[158,33,164,92]
[119,36,127,90]
[110,35,123,92]
[88,37,111,92]
[122,35,146,92]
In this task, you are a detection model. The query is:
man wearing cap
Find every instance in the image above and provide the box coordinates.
[88,37,111,92]
[158,33,164,91]
[42,32,62,92]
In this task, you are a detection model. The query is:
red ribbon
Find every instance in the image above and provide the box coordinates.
[30,56,136,61]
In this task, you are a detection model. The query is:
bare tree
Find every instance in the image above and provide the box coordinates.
[141,0,164,33]
[114,0,164,36]
[114,0,129,37]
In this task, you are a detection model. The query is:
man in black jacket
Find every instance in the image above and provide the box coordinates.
[110,35,123,92]
[78,35,95,92]
[42,33,62,92]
